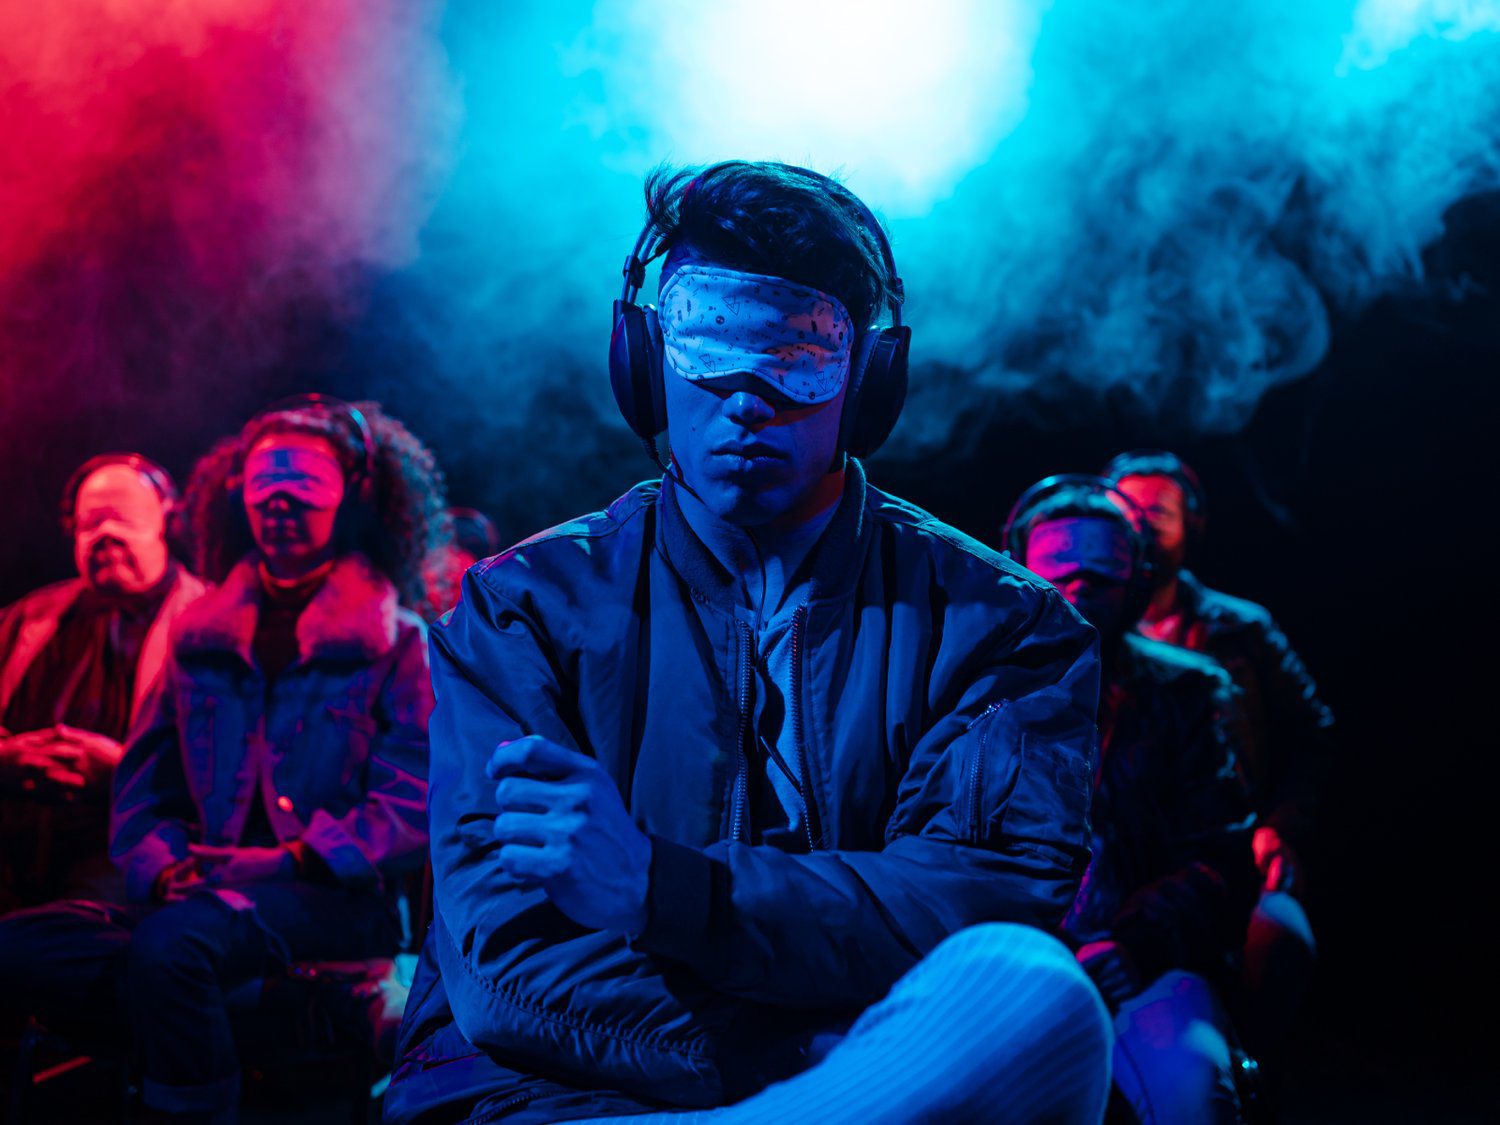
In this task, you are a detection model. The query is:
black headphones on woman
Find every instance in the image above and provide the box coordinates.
[608,163,911,467]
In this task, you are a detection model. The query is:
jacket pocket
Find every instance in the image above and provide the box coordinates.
[965,690,1094,856]
[963,703,1017,844]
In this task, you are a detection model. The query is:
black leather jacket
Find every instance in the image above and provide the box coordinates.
[1143,570,1334,845]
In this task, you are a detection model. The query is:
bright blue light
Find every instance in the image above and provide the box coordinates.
[577,0,1044,215]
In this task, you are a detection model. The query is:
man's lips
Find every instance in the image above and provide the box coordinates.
[712,442,785,461]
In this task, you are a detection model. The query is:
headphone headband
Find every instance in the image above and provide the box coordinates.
[1002,473,1148,562]
[61,452,179,531]
[1102,449,1205,520]
[619,162,904,328]
[244,393,377,499]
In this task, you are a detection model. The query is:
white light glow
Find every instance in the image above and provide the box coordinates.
[579,0,1045,215]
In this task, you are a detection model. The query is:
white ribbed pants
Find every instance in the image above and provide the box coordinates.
[579,923,1114,1125]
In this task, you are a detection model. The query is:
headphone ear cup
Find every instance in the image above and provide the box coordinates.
[610,300,668,441]
[643,305,667,436]
[843,326,910,459]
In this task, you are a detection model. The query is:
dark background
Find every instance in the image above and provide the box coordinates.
[1,195,1494,1121]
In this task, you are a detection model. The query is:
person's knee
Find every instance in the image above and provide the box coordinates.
[127,901,221,988]
[930,921,1086,986]
[1248,891,1316,961]
[936,925,1113,1078]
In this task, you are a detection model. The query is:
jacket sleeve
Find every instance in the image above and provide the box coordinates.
[1252,615,1334,844]
[110,657,196,902]
[428,570,737,1105]
[1110,670,1259,981]
[635,586,1100,1007]
[300,622,433,890]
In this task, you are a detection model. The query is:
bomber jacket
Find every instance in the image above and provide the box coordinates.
[387,463,1099,1123]
[1142,570,1334,845]
[1063,634,1259,988]
[110,553,431,903]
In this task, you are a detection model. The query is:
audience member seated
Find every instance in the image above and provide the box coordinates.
[1008,475,1259,1125]
[1105,450,1334,1058]
[0,453,205,911]
[0,398,444,1123]
[385,161,1113,1125]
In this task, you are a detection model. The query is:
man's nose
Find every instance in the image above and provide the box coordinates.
[722,390,776,427]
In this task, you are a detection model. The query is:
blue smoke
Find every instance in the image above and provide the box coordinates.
[352,0,1500,522]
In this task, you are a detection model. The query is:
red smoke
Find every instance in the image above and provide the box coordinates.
[0,0,451,405]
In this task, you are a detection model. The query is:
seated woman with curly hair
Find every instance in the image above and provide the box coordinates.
[0,397,447,1123]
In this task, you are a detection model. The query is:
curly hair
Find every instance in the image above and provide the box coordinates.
[644,161,895,329]
[182,400,450,608]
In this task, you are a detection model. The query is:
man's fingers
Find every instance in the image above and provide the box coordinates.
[485,736,594,782]
[496,842,564,881]
[16,745,80,769]
[492,811,553,847]
[493,776,586,813]
[54,728,125,763]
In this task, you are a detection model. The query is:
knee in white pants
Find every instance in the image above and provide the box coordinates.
[915,924,1114,1117]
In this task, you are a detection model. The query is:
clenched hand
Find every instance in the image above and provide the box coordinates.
[486,736,652,935]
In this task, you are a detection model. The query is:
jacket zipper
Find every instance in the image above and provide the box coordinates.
[789,605,818,851]
[731,621,753,842]
[967,702,1004,841]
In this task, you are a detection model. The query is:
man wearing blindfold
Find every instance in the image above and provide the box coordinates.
[389,163,1112,1124]
[1012,478,1259,1125]
[1104,450,1333,1065]
[0,455,205,909]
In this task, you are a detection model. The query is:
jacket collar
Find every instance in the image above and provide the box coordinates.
[656,459,872,613]
[175,552,399,668]
[1173,569,1208,620]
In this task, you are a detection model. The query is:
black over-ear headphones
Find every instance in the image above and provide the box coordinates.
[60,452,180,536]
[1002,473,1157,625]
[1101,449,1206,545]
[608,162,911,467]
[233,393,378,505]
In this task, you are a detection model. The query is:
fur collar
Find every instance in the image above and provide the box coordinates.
[175,553,399,667]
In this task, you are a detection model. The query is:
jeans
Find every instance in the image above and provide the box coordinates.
[1240,888,1316,1058]
[570,923,1115,1124]
[0,880,396,1117]
[1110,970,1242,1125]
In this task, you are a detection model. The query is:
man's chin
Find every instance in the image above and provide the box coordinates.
[690,478,791,526]
[89,576,141,597]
